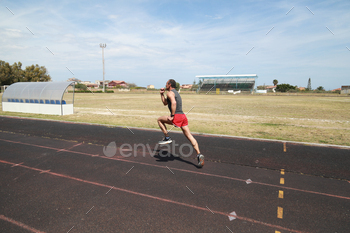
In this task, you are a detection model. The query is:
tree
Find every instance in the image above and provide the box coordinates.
[190,79,198,91]
[175,82,180,91]
[316,86,325,91]
[0,60,13,85]
[11,62,24,83]
[127,83,137,88]
[23,64,51,82]
[0,60,51,85]
[306,78,312,91]
[273,79,278,86]
[276,83,297,92]
[75,83,87,90]
[0,60,23,85]
[257,85,266,90]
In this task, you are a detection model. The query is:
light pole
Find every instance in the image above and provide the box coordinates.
[100,43,106,92]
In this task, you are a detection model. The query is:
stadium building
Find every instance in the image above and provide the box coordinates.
[196,74,258,93]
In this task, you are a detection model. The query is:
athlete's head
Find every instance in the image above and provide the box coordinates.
[167,79,176,88]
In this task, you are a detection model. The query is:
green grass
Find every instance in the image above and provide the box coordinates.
[1,92,349,146]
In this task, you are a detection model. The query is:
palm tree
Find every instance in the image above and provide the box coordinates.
[273,79,278,86]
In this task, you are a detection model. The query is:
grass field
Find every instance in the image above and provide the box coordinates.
[1,92,349,146]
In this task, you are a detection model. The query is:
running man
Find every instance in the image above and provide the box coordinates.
[157,79,205,168]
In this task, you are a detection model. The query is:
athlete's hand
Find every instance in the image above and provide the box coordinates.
[160,88,165,94]
[167,116,174,121]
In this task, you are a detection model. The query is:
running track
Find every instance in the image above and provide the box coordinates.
[0,116,349,233]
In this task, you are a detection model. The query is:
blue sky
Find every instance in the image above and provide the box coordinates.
[1,0,349,90]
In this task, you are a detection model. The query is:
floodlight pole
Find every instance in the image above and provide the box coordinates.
[100,43,107,92]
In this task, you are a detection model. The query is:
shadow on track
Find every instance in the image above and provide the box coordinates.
[152,149,200,168]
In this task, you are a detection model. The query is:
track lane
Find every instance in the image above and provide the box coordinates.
[1,116,349,232]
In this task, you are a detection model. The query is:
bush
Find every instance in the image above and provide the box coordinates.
[316,86,325,91]
[276,83,297,92]
[75,83,87,90]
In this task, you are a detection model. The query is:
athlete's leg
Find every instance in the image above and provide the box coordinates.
[157,116,172,137]
[181,125,200,154]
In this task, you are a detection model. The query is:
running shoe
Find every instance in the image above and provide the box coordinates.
[197,154,205,168]
[158,136,172,144]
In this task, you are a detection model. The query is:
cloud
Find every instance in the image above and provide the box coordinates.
[0,0,349,89]
[1,28,24,38]
[205,14,223,20]
[108,15,119,20]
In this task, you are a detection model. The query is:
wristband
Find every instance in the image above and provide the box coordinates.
[171,114,174,117]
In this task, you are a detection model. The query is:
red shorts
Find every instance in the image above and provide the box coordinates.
[172,114,188,128]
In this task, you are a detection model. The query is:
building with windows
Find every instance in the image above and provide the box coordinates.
[108,80,128,88]
[341,85,350,94]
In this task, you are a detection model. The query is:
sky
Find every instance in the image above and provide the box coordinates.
[1,0,349,90]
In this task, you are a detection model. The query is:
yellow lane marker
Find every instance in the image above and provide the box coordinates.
[275,231,281,233]
[278,190,284,199]
[277,207,283,219]
[283,142,286,152]
[281,169,285,175]
[280,178,285,185]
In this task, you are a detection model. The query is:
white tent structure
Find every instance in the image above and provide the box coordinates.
[2,82,75,115]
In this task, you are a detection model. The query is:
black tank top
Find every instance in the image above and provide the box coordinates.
[167,89,184,114]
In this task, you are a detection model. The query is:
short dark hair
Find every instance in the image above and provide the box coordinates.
[168,79,176,88]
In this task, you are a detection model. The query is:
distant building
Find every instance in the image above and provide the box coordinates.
[95,80,109,87]
[266,85,276,92]
[147,85,155,89]
[87,83,98,88]
[341,85,350,94]
[80,81,98,88]
[256,85,275,92]
[298,87,306,91]
[332,88,341,92]
[181,84,193,89]
[196,74,258,93]
[108,80,128,88]
[67,78,81,84]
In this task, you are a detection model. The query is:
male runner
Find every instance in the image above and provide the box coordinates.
[157,79,205,168]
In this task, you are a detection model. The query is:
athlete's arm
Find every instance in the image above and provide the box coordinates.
[166,91,176,116]
[160,88,167,105]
